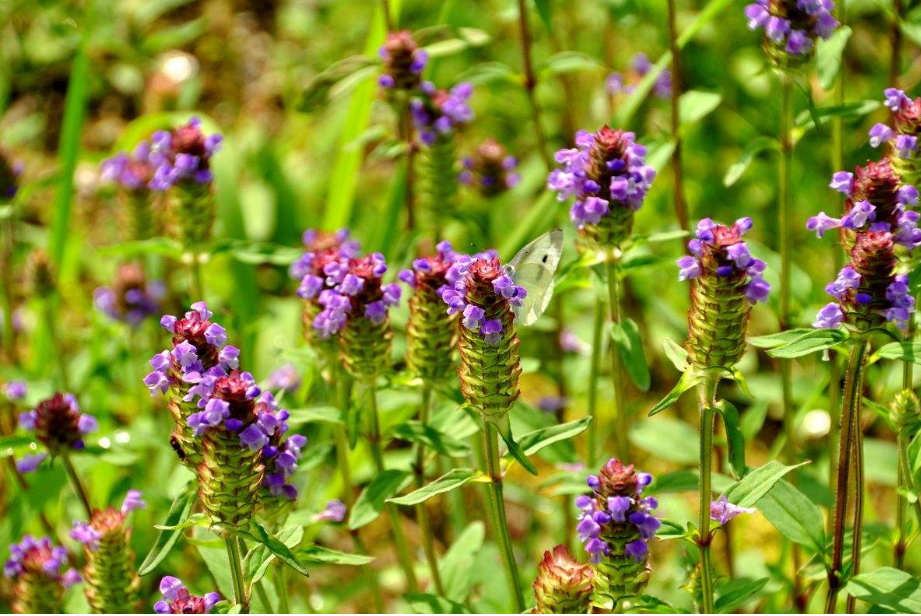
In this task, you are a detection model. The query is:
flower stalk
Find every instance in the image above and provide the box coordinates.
[696,377,717,615]
[586,298,605,467]
[667,0,689,233]
[515,0,552,170]
[606,254,630,460]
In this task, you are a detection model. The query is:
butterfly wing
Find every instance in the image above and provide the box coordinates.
[509,228,564,326]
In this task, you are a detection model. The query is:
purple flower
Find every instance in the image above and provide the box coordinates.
[766,16,791,42]
[121,489,146,514]
[710,494,756,524]
[885,87,909,111]
[5,381,27,401]
[624,539,648,562]
[481,319,503,345]
[70,522,102,550]
[896,134,919,158]
[745,277,771,303]
[154,576,220,614]
[826,266,861,299]
[806,212,842,238]
[537,396,568,413]
[869,123,894,148]
[315,500,347,523]
[813,302,844,329]
[677,256,701,281]
[15,453,46,474]
[745,3,770,28]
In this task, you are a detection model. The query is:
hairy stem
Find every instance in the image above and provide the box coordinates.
[667,0,689,234]
[516,0,552,170]
[483,421,525,612]
[586,297,605,467]
[225,536,249,613]
[606,253,630,461]
[62,453,92,518]
[696,376,718,615]
[414,385,445,595]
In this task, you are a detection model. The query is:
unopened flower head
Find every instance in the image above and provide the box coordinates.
[577,458,658,610]
[679,218,770,368]
[459,139,520,197]
[548,126,655,247]
[531,545,594,614]
[744,0,839,69]
[606,53,672,100]
[378,30,428,93]
[94,263,165,326]
[19,393,98,453]
[890,389,921,433]
[872,88,921,185]
[153,576,220,614]
[411,82,474,146]
[4,535,80,613]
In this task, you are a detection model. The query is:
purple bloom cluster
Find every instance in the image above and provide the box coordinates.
[4,536,81,587]
[312,253,402,338]
[102,118,221,192]
[458,140,520,196]
[547,127,656,228]
[439,251,527,344]
[605,53,672,99]
[154,576,220,614]
[377,30,428,92]
[19,393,98,452]
[254,392,307,500]
[398,240,461,291]
[676,218,771,303]
[411,82,474,145]
[575,459,660,564]
[143,302,240,397]
[744,0,838,56]
[709,494,755,524]
[70,490,146,551]
[93,263,165,326]
[868,88,921,155]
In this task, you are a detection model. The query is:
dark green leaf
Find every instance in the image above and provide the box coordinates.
[493,415,538,475]
[423,28,490,58]
[387,469,485,506]
[767,329,849,358]
[715,577,770,613]
[871,342,921,365]
[648,370,702,416]
[715,401,745,479]
[679,91,722,131]
[518,417,592,457]
[726,460,809,508]
[0,435,36,453]
[748,328,817,349]
[287,406,344,426]
[532,0,553,34]
[297,545,374,566]
[348,470,412,529]
[139,482,197,575]
[757,480,825,553]
[391,421,471,457]
[154,512,208,531]
[723,136,780,187]
[297,56,378,113]
[244,526,304,587]
[846,567,921,612]
[610,319,650,391]
[241,520,309,577]
[630,418,699,465]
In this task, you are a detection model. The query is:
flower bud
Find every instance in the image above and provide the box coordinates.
[71,491,145,613]
[744,0,839,70]
[531,545,594,614]
[93,263,164,326]
[459,139,520,197]
[678,218,770,369]
[19,393,98,454]
[441,252,525,418]
[401,241,461,381]
[890,389,921,433]
[4,535,80,614]
[576,458,659,611]
[153,576,220,614]
[378,31,427,95]
[548,127,656,249]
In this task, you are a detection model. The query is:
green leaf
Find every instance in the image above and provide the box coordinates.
[297,55,378,113]
[154,512,209,531]
[456,61,518,86]
[387,469,485,506]
[648,370,702,416]
[539,51,604,77]
[405,593,473,614]
[610,319,650,391]
[767,328,849,358]
[241,520,309,577]
[679,91,722,131]
[532,0,553,34]
[423,28,490,58]
[348,470,412,529]
[715,401,745,479]
[715,577,770,613]
[630,418,699,465]
[726,460,809,508]
[723,136,780,187]
[662,337,690,372]
[244,526,304,588]
[439,522,485,602]
[297,545,374,566]
[756,479,825,553]
[287,406,344,426]
[748,328,817,349]
[870,342,921,365]
[0,435,36,453]
[492,415,538,475]
[138,481,197,575]
[391,421,471,457]
[795,100,881,130]
[518,416,592,457]
[846,567,921,613]
[816,26,852,90]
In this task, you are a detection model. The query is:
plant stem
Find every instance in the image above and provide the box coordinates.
[367,383,420,594]
[667,0,689,234]
[398,105,417,232]
[825,341,868,614]
[696,376,718,615]
[273,562,290,614]
[225,536,250,613]
[61,453,92,518]
[606,253,629,461]
[482,421,525,613]
[254,579,273,612]
[414,385,445,595]
[1,206,18,366]
[896,316,915,567]
[516,0,552,170]
[890,0,903,87]
[44,300,70,391]
[587,297,605,467]
[190,253,204,300]
[846,414,865,615]
[379,0,394,31]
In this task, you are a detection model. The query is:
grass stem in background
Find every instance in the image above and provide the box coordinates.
[516,0,552,170]
[667,0,689,234]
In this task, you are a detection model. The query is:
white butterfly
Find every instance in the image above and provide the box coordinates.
[504,228,564,326]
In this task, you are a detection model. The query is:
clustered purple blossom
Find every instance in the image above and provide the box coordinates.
[676,218,771,304]
[709,494,755,524]
[439,251,527,344]
[93,264,165,326]
[154,576,220,614]
[19,393,98,452]
[398,240,461,291]
[547,127,656,228]
[102,118,221,192]
[869,88,921,157]
[254,392,307,500]
[377,30,428,92]
[606,53,672,99]
[70,490,146,550]
[575,459,660,564]
[312,253,402,339]
[4,536,81,588]
[411,82,474,146]
[458,140,521,195]
[744,0,839,57]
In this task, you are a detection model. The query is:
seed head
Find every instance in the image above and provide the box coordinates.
[531,545,594,614]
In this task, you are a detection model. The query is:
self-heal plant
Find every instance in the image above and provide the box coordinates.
[575,459,659,611]
[869,88,921,185]
[744,0,839,70]
[459,139,521,198]
[4,536,81,614]
[93,262,164,326]
[378,30,427,96]
[154,576,220,614]
[531,545,594,614]
[70,490,145,613]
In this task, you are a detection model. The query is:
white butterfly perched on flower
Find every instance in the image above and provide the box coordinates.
[504,228,564,326]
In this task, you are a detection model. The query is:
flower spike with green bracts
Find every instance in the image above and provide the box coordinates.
[4,536,81,614]
[531,545,594,614]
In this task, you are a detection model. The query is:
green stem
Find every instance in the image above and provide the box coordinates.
[587,297,604,467]
[606,253,629,461]
[1,205,18,366]
[516,0,552,170]
[825,341,869,614]
[62,454,92,518]
[666,0,689,234]
[273,562,290,614]
[44,300,70,391]
[696,376,718,615]
[890,0,903,87]
[846,414,865,615]
[254,579,273,613]
[225,536,249,613]
[415,385,445,595]
[367,383,420,594]
[897,428,921,531]
[190,253,204,301]
[483,422,525,613]
[896,316,915,568]
[398,105,416,232]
